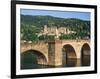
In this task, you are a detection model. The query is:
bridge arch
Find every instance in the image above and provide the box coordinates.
[81,43,90,66]
[62,44,77,67]
[21,49,48,69]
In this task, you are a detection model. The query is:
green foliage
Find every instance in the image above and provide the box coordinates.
[21,24,38,41]
[38,35,49,40]
[38,35,55,41]
[48,35,55,40]
[59,33,76,40]
[21,15,90,41]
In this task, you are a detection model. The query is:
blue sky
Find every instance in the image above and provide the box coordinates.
[21,9,90,21]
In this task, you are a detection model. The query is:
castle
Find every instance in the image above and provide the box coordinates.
[43,25,75,35]
[37,25,76,39]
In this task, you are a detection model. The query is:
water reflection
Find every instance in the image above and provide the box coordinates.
[62,58,77,67]
[81,55,90,66]
[21,53,90,69]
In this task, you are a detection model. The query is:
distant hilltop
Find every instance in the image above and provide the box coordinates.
[21,15,90,28]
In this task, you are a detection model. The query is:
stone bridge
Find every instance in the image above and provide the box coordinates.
[21,41,48,65]
[21,40,90,66]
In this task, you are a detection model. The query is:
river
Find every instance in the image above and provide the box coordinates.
[21,53,90,69]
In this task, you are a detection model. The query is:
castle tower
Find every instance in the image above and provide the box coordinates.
[44,25,48,34]
[55,27,60,39]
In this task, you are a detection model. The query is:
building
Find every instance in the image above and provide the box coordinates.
[43,25,75,35]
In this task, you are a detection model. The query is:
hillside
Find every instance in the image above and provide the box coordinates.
[21,15,90,41]
[21,15,90,28]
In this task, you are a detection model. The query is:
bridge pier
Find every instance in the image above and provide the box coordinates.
[48,40,62,66]
[72,42,82,59]
[75,48,81,59]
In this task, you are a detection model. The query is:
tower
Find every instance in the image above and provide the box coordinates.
[55,27,60,39]
[44,25,48,34]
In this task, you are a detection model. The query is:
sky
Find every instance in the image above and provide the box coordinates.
[21,9,90,21]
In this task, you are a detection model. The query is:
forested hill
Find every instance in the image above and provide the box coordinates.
[21,15,90,29]
[21,15,90,41]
